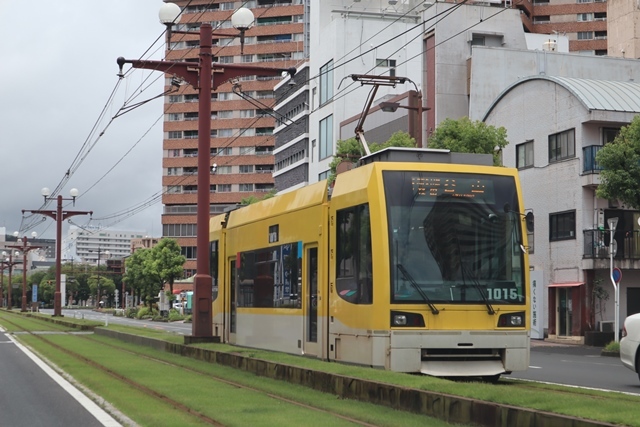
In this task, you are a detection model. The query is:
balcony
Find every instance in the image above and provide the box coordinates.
[584,229,640,260]
[582,145,602,188]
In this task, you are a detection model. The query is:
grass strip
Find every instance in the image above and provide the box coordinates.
[18,333,455,427]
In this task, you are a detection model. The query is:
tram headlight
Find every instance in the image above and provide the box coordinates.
[498,311,525,327]
[393,315,407,326]
[390,311,425,327]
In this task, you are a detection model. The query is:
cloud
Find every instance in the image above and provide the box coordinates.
[0,1,167,239]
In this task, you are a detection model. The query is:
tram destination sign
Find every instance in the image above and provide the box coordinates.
[411,175,496,202]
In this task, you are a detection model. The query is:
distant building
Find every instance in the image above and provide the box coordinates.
[66,226,147,265]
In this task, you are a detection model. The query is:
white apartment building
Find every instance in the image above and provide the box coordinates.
[65,226,146,264]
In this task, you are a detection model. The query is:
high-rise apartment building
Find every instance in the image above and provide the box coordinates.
[161,0,307,275]
[514,0,607,55]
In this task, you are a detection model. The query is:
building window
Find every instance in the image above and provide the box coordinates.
[603,128,620,144]
[239,165,254,173]
[594,31,607,40]
[577,13,593,22]
[516,140,534,169]
[239,147,253,155]
[319,115,333,160]
[184,112,198,121]
[550,211,576,241]
[219,129,233,137]
[577,32,593,40]
[318,170,329,181]
[548,128,575,162]
[184,130,198,139]
[376,58,396,77]
[594,12,606,21]
[319,60,333,106]
[218,184,232,192]
[533,16,550,23]
[239,183,254,192]
[168,113,181,121]
[218,110,233,119]
[217,166,232,174]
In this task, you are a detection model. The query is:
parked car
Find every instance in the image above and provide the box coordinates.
[620,313,640,381]
[172,302,184,311]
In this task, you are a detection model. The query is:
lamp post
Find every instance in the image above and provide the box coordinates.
[23,188,92,316]
[608,217,619,342]
[92,248,110,308]
[379,90,429,148]
[6,233,42,312]
[3,250,21,310]
[117,4,295,338]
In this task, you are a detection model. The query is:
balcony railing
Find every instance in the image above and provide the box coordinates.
[584,229,640,259]
[583,145,603,174]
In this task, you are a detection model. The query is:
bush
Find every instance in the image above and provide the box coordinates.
[604,341,620,352]
[125,307,139,319]
[136,306,157,319]
[168,309,186,322]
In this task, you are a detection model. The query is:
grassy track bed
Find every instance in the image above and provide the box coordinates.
[16,331,456,427]
[0,311,77,332]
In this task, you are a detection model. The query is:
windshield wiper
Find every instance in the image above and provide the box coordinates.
[396,264,439,314]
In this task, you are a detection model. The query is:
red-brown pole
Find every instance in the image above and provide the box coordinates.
[54,195,63,315]
[193,23,213,337]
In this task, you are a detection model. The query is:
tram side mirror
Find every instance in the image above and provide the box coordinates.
[525,211,534,232]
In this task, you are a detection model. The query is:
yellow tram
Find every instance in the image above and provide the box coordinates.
[210,148,531,379]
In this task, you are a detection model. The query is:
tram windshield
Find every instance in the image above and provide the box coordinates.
[384,171,526,305]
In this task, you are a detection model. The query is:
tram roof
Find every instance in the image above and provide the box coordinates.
[360,147,493,166]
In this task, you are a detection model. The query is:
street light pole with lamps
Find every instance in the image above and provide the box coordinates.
[2,250,21,309]
[608,217,620,342]
[6,233,41,312]
[23,188,92,316]
[117,3,296,339]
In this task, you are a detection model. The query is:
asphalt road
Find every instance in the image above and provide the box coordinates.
[0,329,120,427]
[510,340,640,395]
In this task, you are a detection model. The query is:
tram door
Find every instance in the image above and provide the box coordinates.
[228,258,237,343]
[304,247,319,356]
[557,287,572,336]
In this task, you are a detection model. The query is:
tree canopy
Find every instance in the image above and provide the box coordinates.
[328,131,416,183]
[595,116,640,209]
[426,117,508,166]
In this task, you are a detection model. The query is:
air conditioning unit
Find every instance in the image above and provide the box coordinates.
[599,320,614,332]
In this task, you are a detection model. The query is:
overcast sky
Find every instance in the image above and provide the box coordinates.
[1,1,169,240]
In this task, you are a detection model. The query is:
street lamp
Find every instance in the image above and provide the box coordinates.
[92,248,110,308]
[6,233,41,312]
[117,4,296,339]
[23,188,92,316]
[608,217,619,342]
[379,90,429,148]
[3,250,21,310]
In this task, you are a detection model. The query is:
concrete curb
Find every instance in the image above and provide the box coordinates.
[95,328,618,427]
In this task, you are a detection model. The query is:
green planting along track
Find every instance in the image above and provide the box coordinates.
[1,311,639,426]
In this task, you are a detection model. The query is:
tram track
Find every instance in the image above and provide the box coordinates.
[0,314,380,427]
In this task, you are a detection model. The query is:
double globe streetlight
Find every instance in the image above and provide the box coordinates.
[24,188,92,316]
[118,3,295,339]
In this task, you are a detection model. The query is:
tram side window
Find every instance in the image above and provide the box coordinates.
[236,242,301,308]
[210,240,219,301]
[336,204,373,304]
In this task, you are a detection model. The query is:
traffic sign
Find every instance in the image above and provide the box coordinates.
[613,267,622,283]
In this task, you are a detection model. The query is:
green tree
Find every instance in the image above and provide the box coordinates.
[595,117,640,209]
[240,189,277,205]
[426,117,508,166]
[88,275,116,307]
[328,131,416,183]
[124,249,156,309]
[150,238,186,299]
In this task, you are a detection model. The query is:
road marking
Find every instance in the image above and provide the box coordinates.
[7,334,122,426]
[528,366,542,369]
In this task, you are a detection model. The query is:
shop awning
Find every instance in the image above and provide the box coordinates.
[548,282,584,288]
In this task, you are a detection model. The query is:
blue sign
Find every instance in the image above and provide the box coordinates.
[32,284,38,302]
[613,267,622,283]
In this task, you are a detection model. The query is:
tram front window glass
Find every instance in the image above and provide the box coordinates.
[336,204,373,304]
[384,171,525,305]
